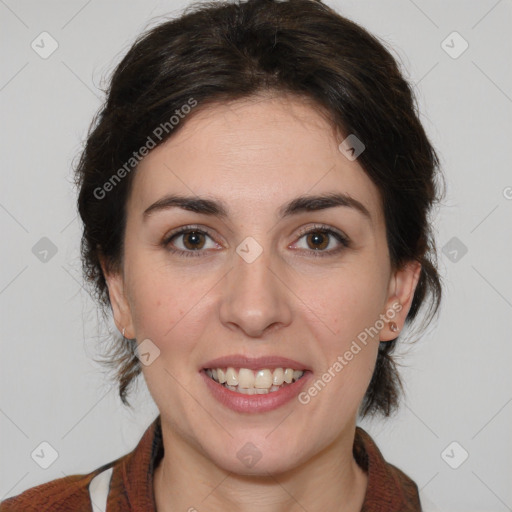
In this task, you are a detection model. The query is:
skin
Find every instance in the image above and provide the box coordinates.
[101,93,421,512]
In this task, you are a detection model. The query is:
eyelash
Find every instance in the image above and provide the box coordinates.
[162,224,350,258]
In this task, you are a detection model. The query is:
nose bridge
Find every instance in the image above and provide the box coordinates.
[220,237,292,336]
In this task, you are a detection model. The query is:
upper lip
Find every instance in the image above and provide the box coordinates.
[202,354,312,371]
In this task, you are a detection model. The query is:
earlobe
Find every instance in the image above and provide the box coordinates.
[380,261,422,342]
[99,253,135,339]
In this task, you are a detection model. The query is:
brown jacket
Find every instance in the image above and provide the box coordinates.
[1,416,421,511]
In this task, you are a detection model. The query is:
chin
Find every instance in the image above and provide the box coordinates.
[220,453,301,477]
[205,437,307,476]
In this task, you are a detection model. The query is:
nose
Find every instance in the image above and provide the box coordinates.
[219,243,293,338]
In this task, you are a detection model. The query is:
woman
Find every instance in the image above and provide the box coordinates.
[2,0,442,510]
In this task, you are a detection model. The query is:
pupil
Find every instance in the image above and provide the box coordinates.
[185,231,203,249]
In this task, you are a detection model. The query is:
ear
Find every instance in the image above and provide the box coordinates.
[99,252,135,339]
[380,260,422,342]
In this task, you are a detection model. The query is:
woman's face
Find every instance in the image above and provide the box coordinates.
[104,94,420,475]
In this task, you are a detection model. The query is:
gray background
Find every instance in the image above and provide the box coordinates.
[1,0,511,510]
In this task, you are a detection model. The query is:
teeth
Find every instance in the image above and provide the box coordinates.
[206,367,305,394]
[217,368,227,384]
[238,368,254,388]
[273,368,284,385]
[254,369,273,388]
[225,367,238,386]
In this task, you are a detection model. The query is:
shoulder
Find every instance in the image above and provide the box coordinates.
[383,460,421,504]
[1,417,162,512]
[0,462,114,512]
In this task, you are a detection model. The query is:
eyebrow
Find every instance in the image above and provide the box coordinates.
[143,192,372,222]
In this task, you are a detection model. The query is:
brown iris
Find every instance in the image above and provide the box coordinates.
[182,231,206,250]
[306,231,329,251]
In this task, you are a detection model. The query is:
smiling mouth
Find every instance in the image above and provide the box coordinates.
[204,367,306,395]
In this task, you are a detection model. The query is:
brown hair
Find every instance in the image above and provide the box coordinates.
[75,0,443,417]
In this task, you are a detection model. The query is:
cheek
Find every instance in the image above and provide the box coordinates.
[130,281,192,342]
[125,265,215,410]
[293,266,385,404]
[296,265,387,341]
[125,255,219,352]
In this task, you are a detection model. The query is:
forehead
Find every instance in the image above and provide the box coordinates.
[129,95,383,225]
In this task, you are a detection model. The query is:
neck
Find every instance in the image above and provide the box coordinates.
[153,422,368,512]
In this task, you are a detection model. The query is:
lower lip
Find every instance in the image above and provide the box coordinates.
[201,370,312,413]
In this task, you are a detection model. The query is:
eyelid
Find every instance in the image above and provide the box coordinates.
[295,223,349,244]
[163,224,218,243]
[291,223,350,256]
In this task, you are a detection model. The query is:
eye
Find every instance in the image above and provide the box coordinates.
[162,223,350,258]
[292,224,350,257]
[163,225,219,257]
